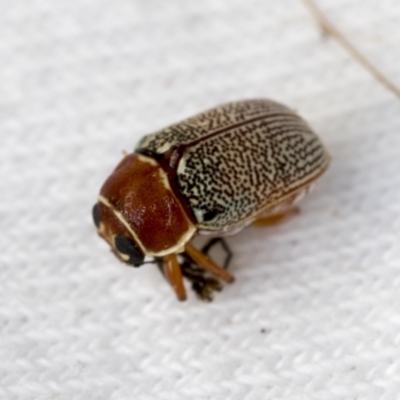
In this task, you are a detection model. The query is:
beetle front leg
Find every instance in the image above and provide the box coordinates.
[185,243,235,283]
[161,254,187,301]
[180,259,222,302]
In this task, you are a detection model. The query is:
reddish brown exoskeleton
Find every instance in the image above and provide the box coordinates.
[93,100,329,301]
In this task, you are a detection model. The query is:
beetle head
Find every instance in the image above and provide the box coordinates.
[93,153,196,265]
[92,202,145,266]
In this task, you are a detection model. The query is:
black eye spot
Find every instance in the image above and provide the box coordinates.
[114,235,144,267]
[203,209,220,222]
[92,204,101,228]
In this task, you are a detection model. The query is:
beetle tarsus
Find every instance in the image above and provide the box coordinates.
[180,258,222,302]
[156,255,222,301]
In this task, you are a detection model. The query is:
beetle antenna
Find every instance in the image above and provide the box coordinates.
[299,0,400,100]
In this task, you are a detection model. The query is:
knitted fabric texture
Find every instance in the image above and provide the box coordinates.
[1,0,400,399]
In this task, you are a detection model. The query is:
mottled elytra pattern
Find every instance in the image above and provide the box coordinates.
[137,100,294,154]
[136,100,329,232]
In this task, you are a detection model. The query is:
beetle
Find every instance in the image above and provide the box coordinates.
[92,99,330,301]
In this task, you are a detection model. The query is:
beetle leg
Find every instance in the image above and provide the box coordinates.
[185,243,235,283]
[162,254,187,301]
[252,207,300,227]
[180,259,222,302]
[201,238,232,270]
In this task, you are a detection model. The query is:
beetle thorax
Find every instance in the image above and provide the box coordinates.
[98,153,196,257]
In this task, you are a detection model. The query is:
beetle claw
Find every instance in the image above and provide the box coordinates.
[156,255,223,301]
[180,258,223,302]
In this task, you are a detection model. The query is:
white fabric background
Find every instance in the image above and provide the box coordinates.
[1,0,400,399]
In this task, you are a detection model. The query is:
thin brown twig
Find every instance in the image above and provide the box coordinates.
[299,0,400,100]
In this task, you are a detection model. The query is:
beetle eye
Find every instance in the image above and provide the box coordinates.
[114,235,144,267]
[92,203,101,228]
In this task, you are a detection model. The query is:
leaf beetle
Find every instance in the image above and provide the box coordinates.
[93,99,330,301]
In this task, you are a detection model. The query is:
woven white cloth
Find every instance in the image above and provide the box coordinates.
[1,0,400,399]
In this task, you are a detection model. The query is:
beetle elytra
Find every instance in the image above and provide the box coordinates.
[93,99,330,301]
